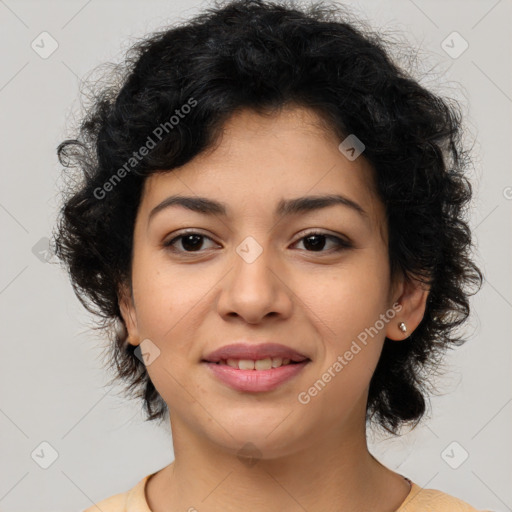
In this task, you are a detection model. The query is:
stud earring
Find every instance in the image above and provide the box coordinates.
[398,322,407,333]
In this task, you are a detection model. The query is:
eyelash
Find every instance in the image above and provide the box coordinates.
[163,230,353,255]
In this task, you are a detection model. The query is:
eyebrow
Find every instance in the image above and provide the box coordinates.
[148,193,367,224]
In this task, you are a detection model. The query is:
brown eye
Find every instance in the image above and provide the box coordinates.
[164,232,218,253]
[294,232,353,253]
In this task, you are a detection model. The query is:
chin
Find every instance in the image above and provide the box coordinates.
[206,418,311,461]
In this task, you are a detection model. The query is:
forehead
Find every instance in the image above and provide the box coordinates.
[140,106,386,236]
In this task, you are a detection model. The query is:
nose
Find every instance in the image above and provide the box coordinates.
[216,240,294,325]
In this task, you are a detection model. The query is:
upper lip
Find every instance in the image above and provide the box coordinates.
[203,342,310,363]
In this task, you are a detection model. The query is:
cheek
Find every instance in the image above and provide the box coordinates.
[130,248,222,371]
[297,248,391,398]
[296,278,387,425]
[305,249,391,345]
[131,248,200,331]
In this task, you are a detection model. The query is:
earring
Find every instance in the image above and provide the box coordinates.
[398,322,407,333]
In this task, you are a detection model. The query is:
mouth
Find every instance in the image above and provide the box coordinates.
[201,342,311,392]
[202,342,310,365]
[204,356,307,370]
[201,359,311,392]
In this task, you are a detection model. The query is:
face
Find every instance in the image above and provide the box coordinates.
[119,106,422,459]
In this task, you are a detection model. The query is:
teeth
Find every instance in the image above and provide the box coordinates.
[238,359,255,370]
[221,357,294,370]
[271,357,283,368]
[255,358,272,370]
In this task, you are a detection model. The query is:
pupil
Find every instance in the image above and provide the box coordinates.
[182,235,203,251]
[304,235,326,251]
[180,235,327,252]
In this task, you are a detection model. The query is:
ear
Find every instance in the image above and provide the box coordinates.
[118,282,141,346]
[385,272,430,341]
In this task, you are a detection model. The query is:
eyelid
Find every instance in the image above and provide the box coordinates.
[291,230,354,253]
[165,227,211,239]
[294,228,352,244]
[163,228,219,247]
[164,228,350,244]
[163,228,353,254]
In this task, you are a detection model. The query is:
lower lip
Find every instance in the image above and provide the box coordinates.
[203,361,310,392]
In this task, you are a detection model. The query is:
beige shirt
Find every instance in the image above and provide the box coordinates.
[83,473,490,512]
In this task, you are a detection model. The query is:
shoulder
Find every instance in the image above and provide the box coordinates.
[82,490,129,512]
[397,482,491,512]
[81,473,154,512]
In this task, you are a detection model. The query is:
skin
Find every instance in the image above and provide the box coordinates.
[119,105,429,512]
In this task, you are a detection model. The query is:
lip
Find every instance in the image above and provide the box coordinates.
[203,360,310,392]
[202,342,309,363]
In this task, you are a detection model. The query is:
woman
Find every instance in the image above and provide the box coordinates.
[53,1,488,510]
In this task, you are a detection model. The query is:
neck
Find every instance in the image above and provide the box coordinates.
[146,414,411,512]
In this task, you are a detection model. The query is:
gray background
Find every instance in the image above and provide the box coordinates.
[0,0,511,511]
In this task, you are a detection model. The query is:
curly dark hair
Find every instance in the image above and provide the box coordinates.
[52,0,482,433]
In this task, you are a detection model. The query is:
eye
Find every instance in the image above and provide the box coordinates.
[163,230,353,255]
[293,231,353,253]
[164,231,219,253]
